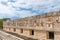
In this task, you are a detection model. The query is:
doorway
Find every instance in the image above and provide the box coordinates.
[48,32,54,39]
[30,30,34,35]
[13,28,16,32]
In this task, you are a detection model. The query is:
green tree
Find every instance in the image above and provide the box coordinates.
[0,18,10,29]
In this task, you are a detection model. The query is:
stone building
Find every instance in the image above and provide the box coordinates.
[3,11,60,40]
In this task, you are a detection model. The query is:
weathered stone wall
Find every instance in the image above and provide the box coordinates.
[55,32,60,40]
[3,11,60,31]
[34,30,47,39]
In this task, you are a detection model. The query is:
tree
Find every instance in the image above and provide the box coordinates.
[0,18,10,29]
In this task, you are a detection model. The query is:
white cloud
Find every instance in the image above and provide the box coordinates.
[0,0,60,19]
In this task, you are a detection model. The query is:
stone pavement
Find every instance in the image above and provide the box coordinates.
[0,30,24,40]
[3,30,38,40]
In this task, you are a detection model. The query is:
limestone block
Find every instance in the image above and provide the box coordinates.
[55,32,60,40]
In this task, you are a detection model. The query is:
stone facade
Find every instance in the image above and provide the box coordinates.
[3,11,60,40]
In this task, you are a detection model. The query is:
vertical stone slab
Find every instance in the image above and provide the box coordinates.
[23,29,30,36]
[55,32,60,40]
[34,30,47,40]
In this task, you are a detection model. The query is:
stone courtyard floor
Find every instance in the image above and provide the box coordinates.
[0,30,24,40]
[2,30,38,40]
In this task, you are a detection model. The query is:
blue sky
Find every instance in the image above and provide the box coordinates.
[0,0,60,19]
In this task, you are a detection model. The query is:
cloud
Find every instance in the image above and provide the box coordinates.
[8,0,16,2]
[0,0,60,19]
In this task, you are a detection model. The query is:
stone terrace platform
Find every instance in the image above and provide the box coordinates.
[3,30,38,40]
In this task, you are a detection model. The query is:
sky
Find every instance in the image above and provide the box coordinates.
[0,0,60,19]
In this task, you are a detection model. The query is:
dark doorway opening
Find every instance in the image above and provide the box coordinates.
[49,32,54,39]
[20,29,23,33]
[30,30,34,35]
[13,28,16,32]
[9,28,10,30]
